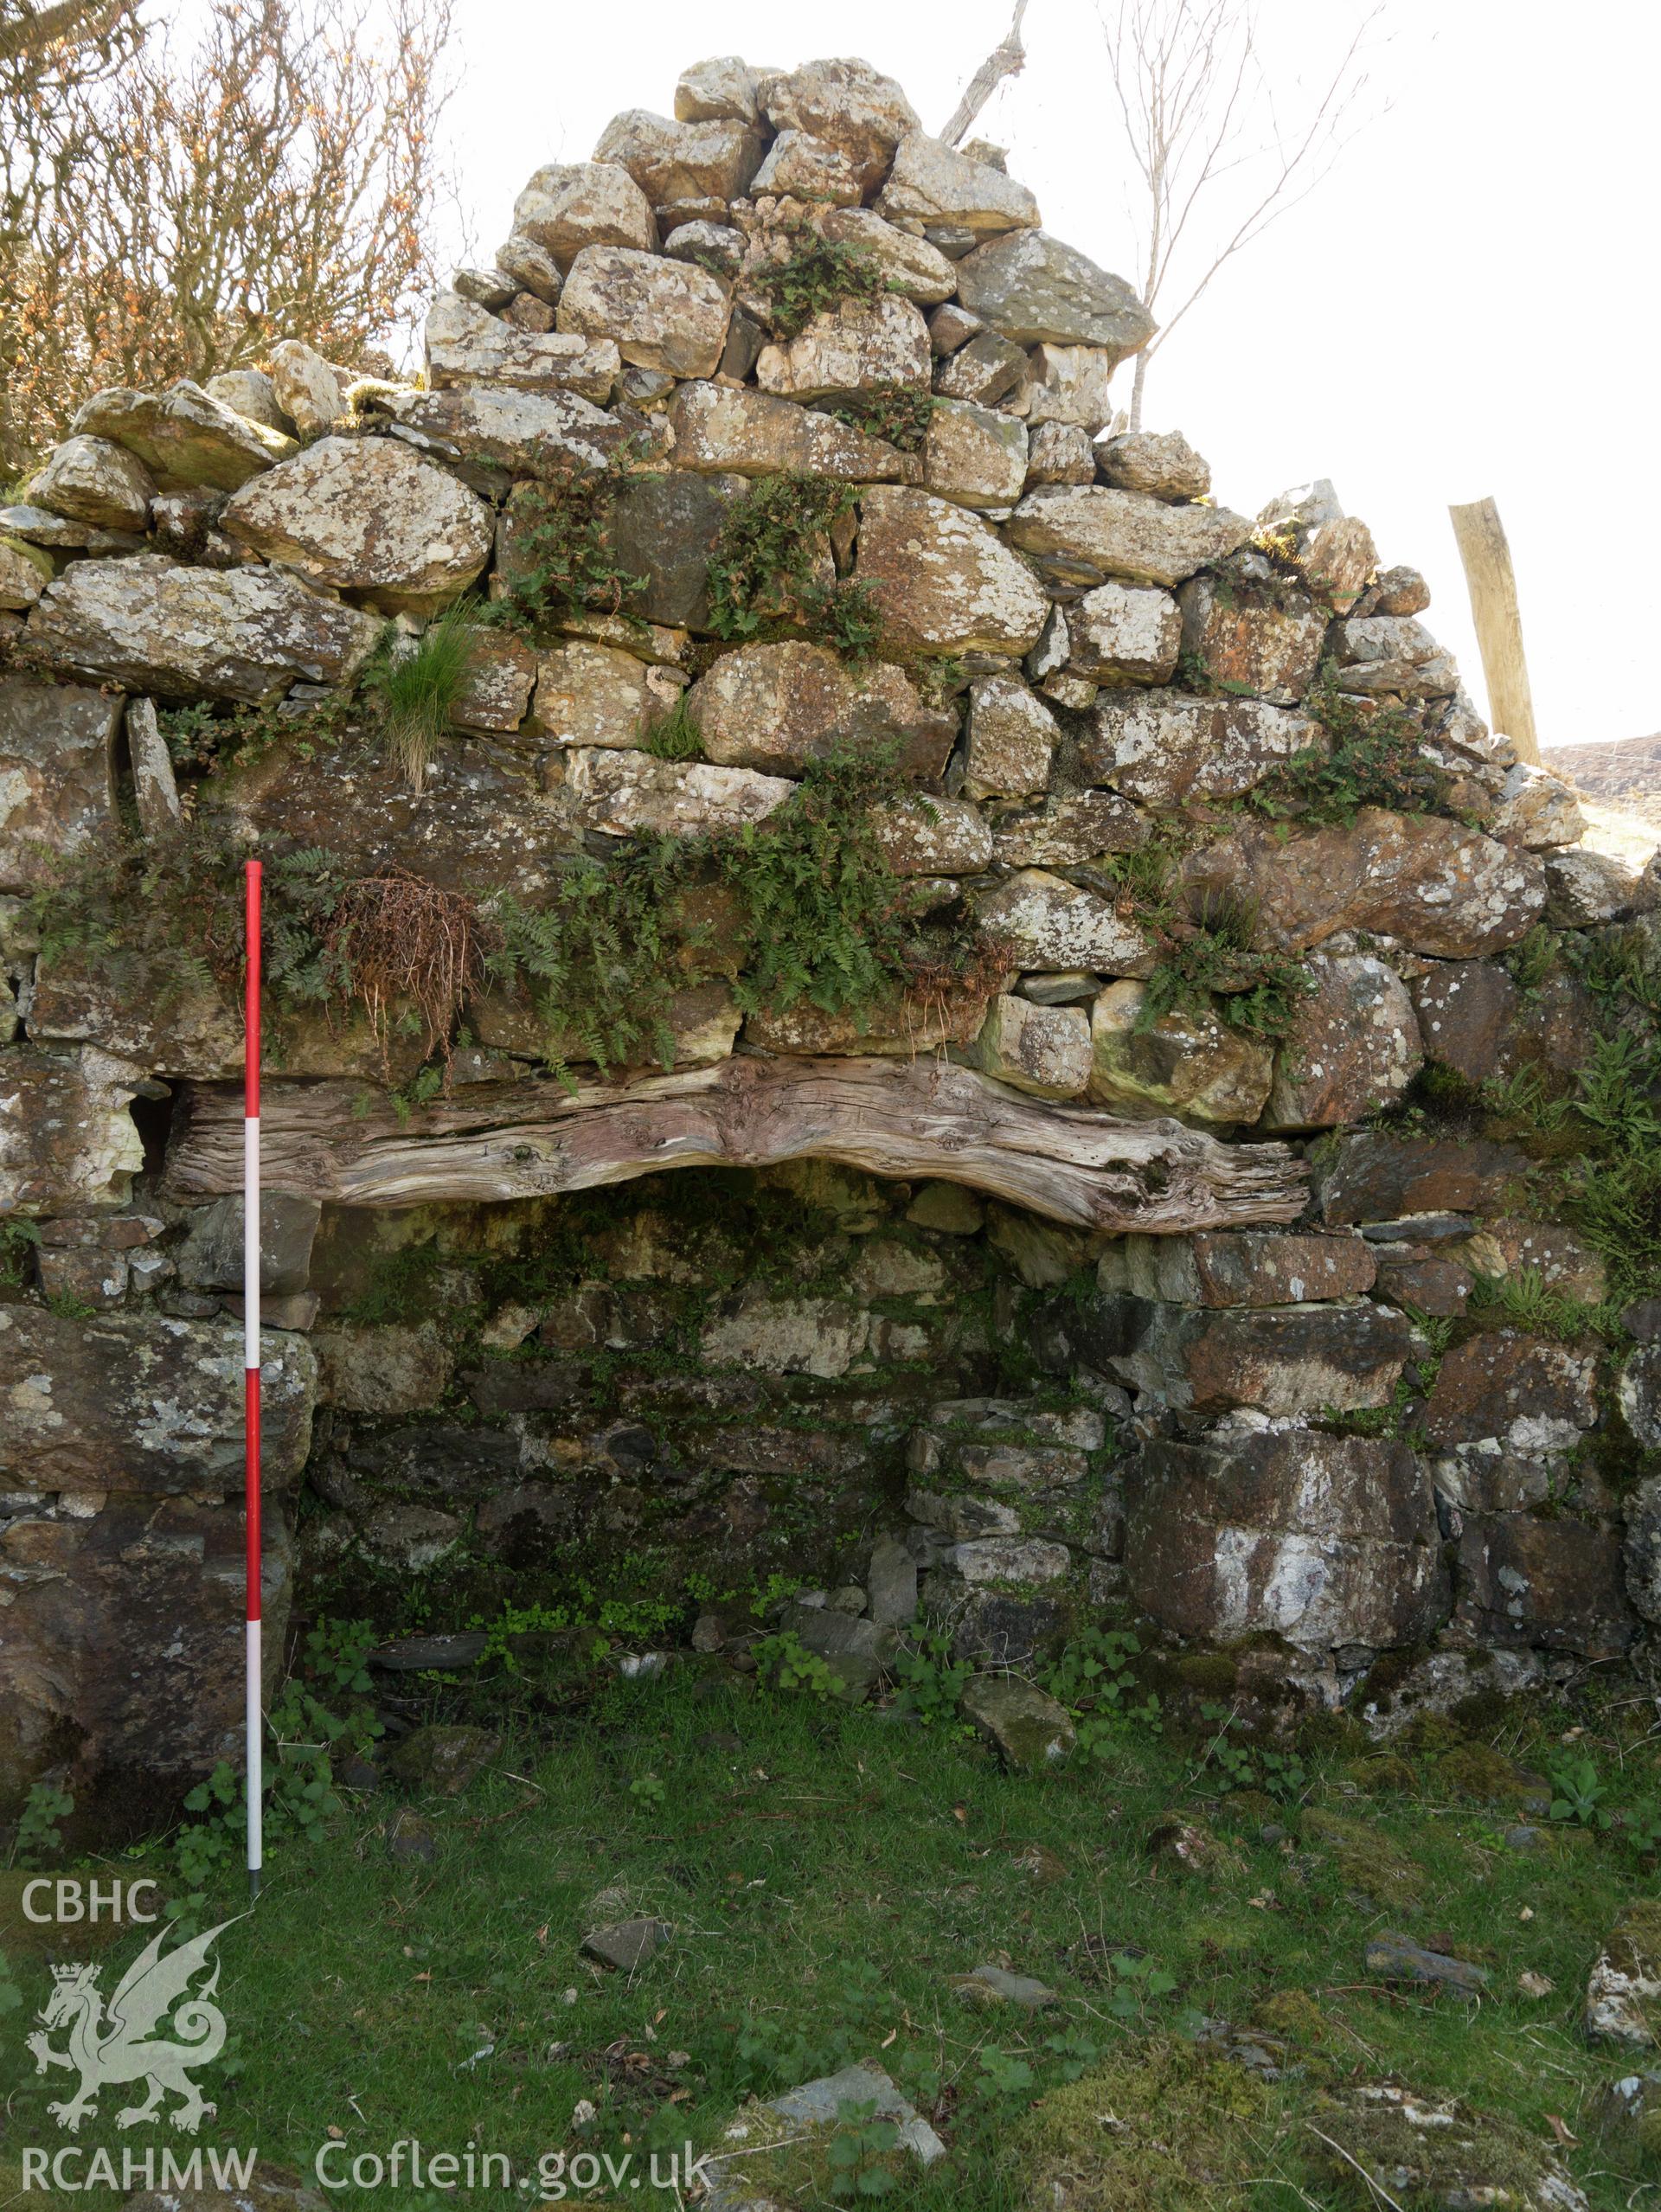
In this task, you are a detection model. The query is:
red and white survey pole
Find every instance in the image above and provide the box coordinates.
[243,858,264,1900]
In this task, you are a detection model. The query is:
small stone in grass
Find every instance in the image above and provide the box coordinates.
[580,1916,673,1972]
[1363,1931,1490,1996]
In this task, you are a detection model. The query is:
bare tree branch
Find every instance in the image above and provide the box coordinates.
[0,0,458,474]
[0,0,127,67]
[940,0,1029,146]
[1099,0,1388,426]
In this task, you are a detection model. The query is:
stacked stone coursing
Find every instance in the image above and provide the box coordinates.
[3,51,1658,1826]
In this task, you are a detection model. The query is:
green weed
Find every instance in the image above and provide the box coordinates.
[0,1215,41,1290]
[1249,664,1449,825]
[370,601,479,793]
[823,383,935,453]
[644,688,703,760]
[10,1780,74,1868]
[750,234,889,340]
[484,456,650,636]
[707,471,882,656]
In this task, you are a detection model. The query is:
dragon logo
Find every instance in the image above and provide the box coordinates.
[26,1919,235,2135]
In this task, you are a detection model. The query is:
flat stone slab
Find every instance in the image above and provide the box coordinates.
[1363,1932,1491,1996]
[951,1963,1058,2008]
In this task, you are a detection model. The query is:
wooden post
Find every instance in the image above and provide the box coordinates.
[1448,497,1540,766]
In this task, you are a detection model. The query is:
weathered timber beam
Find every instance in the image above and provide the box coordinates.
[163,1055,1307,1232]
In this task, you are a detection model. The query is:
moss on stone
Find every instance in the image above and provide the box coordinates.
[1250,1987,1330,2047]
[1307,2083,1564,2209]
[1012,2037,1277,2210]
[1302,1807,1427,1913]
[1433,1740,1547,1807]
[1341,1753,1419,1797]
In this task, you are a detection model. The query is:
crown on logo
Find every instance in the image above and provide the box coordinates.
[50,1961,97,1986]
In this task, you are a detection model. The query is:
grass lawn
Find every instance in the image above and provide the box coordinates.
[3,1653,1659,2210]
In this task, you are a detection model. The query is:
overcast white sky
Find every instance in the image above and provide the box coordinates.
[432,0,1659,751]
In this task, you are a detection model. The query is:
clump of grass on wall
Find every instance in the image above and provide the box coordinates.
[369,601,479,794]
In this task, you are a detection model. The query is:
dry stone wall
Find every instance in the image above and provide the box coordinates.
[2,50,1659,1833]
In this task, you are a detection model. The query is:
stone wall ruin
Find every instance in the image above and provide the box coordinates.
[3,51,1660,1836]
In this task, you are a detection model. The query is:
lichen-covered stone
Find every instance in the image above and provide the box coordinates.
[29,941,241,1077]
[0,1309,315,1492]
[1457,1512,1633,1657]
[667,379,908,478]
[562,746,792,836]
[1303,513,1377,614]
[971,994,1092,1099]
[556,245,731,378]
[665,219,745,277]
[267,340,344,436]
[383,384,632,478]
[0,1494,297,1831]
[978,869,1155,974]
[1088,980,1274,1125]
[1586,1903,1661,2046]
[1491,760,1587,850]
[751,129,869,205]
[1181,810,1548,957]
[1096,428,1210,500]
[28,433,155,530]
[962,671,1057,798]
[1100,1228,1376,1306]
[1008,484,1251,587]
[220,437,493,613]
[1425,1330,1600,1454]
[921,398,1027,510]
[1330,612,1459,703]
[1126,1429,1446,1650]
[953,229,1155,356]
[933,325,1027,405]
[533,638,666,750]
[817,208,958,304]
[203,366,290,433]
[868,794,991,875]
[73,379,294,490]
[875,131,1039,234]
[1177,571,1326,704]
[755,294,931,400]
[700,1293,869,1378]
[512,160,658,262]
[26,555,385,702]
[1024,420,1096,485]
[1318,1131,1531,1225]
[1409,959,1598,1087]
[424,290,620,399]
[758,57,920,195]
[0,674,121,893]
[960,1673,1075,1769]
[991,791,1148,868]
[0,1045,145,1214]
[1544,845,1653,926]
[744,984,995,1057]
[0,535,52,610]
[688,640,956,780]
[675,54,760,125]
[1083,689,1319,806]
[1016,343,1119,433]
[593,109,765,206]
[854,485,1049,654]
[582,468,744,632]
[1261,954,1424,1131]
[1068,580,1183,685]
